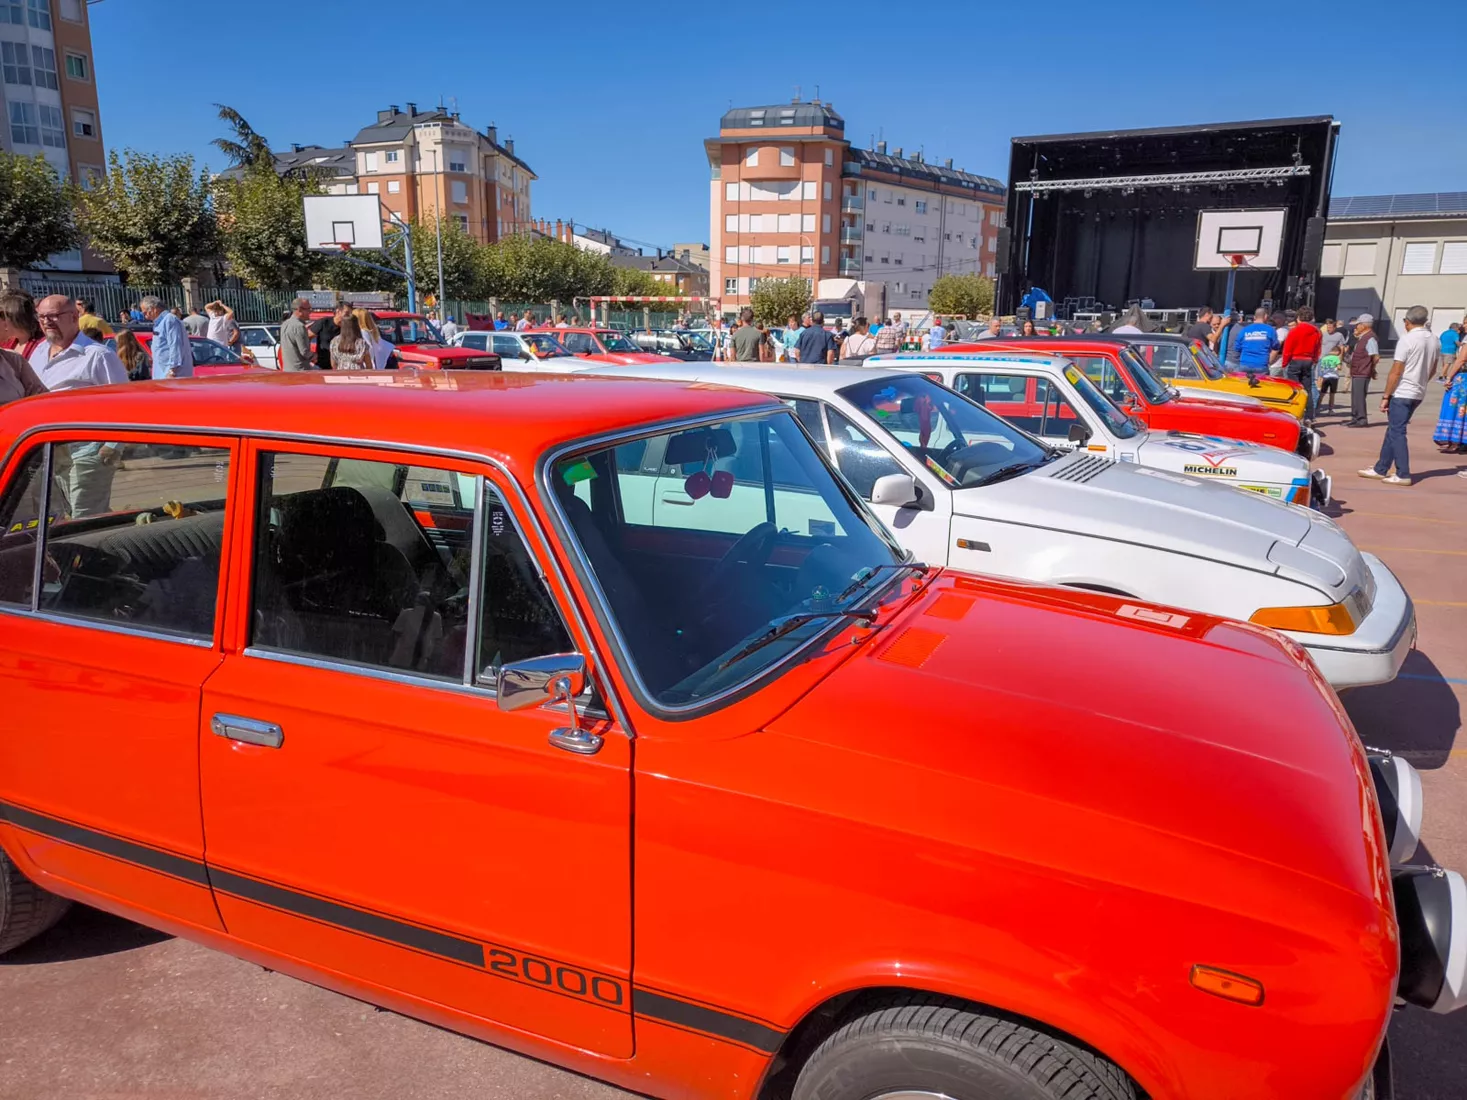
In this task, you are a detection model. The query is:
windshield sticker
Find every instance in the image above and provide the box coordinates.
[561,460,597,486]
[1063,366,1082,386]
[924,456,960,485]
[1117,604,1191,628]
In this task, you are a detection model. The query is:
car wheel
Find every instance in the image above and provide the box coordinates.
[792,994,1136,1100]
[0,846,71,955]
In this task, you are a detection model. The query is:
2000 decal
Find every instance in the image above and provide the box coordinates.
[486,946,626,1008]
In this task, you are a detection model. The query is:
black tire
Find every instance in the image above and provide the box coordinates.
[0,846,71,955]
[792,993,1137,1100]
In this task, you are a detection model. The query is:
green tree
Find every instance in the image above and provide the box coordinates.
[0,151,77,268]
[750,276,811,326]
[213,168,321,289]
[927,273,994,318]
[479,235,613,303]
[211,104,274,171]
[405,215,485,301]
[74,150,217,282]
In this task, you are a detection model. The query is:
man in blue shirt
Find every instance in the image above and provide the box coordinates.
[142,295,194,379]
[795,312,835,364]
[1234,307,1280,377]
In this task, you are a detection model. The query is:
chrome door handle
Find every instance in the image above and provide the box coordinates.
[660,496,696,506]
[211,713,284,749]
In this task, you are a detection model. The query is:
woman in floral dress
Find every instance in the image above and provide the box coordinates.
[1434,336,1467,453]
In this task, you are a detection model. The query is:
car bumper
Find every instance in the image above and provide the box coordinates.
[1290,554,1415,689]
[1311,469,1332,508]
[1298,426,1322,461]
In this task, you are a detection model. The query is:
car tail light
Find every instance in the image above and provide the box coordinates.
[1189,965,1264,1006]
[1248,601,1357,635]
[1289,483,1310,505]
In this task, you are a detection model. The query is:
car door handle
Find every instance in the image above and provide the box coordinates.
[211,713,284,749]
[661,495,696,505]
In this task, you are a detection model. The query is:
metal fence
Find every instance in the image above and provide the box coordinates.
[196,287,300,324]
[16,278,181,322]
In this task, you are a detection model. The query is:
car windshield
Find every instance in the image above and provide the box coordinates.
[1059,361,1140,438]
[1118,347,1172,404]
[551,410,905,708]
[837,374,1052,487]
[597,330,641,353]
[680,331,714,352]
[523,333,570,357]
[377,317,443,346]
[1190,341,1227,380]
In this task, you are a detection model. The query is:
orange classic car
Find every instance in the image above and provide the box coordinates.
[0,370,1459,1100]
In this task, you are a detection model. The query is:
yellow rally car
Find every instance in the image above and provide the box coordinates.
[1123,334,1309,421]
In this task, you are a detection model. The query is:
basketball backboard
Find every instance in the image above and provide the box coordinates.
[1194,209,1287,270]
[303,194,385,252]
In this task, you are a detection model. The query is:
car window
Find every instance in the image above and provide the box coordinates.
[4,441,233,639]
[561,332,595,355]
[782,397,827,447]
[1117,348,1171,403]
[492,335,522,357]
[824,408,907,498]
[1073,356,1131,403]
[524,333,569,357]
[551,410,903,707]
[0,446,51,608]
[241,327,272,345]
[956,373,1079,438]
[597,331,640,353]
[251,451,570,683]
[192,339,236,364]
[460,333,489,351]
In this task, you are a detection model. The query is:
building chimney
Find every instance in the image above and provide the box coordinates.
[292,143,303,152]
[378,106,400,123]
[406,102,417,116]
[893,147,903,158]
[913,151,922,163]
[876,140,887,154]
[945,157,953,169]
[554,219,563,239]
[505,138,515,155]
[486,124,498,145]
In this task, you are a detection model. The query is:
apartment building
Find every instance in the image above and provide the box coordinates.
[1323,193,1467,344]
[2,0,107,273]
[349,105,534,245]
[707,100,1004,316]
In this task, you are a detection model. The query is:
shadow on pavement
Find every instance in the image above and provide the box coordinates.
[1390,1003,1467,1100]
[1342,650,1461,769]
[0,904,171,965]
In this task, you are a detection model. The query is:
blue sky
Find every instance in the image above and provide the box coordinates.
[91,0,1462,251]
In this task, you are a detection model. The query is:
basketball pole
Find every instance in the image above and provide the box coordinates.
[1223,260,1239,317]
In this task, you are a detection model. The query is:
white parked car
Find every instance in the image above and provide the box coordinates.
[240,323,282,369]
[867,351,1331,506]
[583,362,1413,689]
[450,330,584,371]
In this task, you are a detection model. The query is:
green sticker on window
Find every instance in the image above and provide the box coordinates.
[561,461,596,486]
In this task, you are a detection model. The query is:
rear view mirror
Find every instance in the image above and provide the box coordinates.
[870,473,919,507]
[496,653,602,755]
[1067,423,1092,445]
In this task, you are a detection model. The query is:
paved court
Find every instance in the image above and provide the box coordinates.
[3,389,1467,1099]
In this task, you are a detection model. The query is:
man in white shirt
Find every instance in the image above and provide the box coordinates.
[29,294,130,515]
[1360,305,1436,485]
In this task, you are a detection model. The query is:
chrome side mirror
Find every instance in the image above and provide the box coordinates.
[870,472,919,507]
[496,653,602,755]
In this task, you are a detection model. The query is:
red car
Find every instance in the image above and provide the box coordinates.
[310,312,500,371]
[113,333,268,377]
[964,337,1320,459]
[0,372,1455,1100]
[534,326,681,365]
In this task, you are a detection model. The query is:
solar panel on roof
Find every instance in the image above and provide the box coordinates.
[1330,192,1467,219]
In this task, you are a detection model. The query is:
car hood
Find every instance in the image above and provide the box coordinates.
[399,344,485,359]
[1167,386,1265,408]
[1133,430,1309,484]
[954,452,1314,569]
[767,573,1392,921]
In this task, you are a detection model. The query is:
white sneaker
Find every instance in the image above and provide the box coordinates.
[1457,470,1467,479]
[1358,469,1386,479]
[1382,475,1411,486]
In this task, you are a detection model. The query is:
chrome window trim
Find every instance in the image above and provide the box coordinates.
[0,421,636,738]
[28,442,51,611]
[536,405,904,722]
[0,605,215,647]
[463,473,486,685]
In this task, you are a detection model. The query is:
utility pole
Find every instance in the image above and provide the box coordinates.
[386,210,418,315]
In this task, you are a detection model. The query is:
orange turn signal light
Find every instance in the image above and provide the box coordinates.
[1249,601,1356,635]
[1189,965,1265,1006]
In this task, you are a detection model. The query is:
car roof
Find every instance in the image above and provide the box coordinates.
[582,362,909,398]
[0,372,778,474]
[867,352,1067,370]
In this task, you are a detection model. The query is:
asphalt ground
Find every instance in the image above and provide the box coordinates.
[3,384,1467,1100]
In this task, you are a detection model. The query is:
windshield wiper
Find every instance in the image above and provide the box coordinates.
[834,560,929,604]
[976,460,1044,486]
[717,609,877,672]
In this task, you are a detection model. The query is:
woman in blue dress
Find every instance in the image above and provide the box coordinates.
[1434,330,1467,453]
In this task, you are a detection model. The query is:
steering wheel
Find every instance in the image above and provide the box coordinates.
[936,439,964,464]
[699,522,778,596]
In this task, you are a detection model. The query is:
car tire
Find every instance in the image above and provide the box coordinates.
[0,846,71,955]
[791,993,1137,1100]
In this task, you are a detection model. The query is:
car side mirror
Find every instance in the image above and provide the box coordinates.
[521,350,534,360]
[1067,423,1092,445]
[870,472,919,507]
[496,653,601,755]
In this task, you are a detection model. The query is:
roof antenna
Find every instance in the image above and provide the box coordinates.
[793,84,801,103]
[814,83,820,101]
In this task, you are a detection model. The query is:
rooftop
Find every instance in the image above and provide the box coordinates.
[848,147,1003,196]
[609,254,707,274]
[352,105,535,176]
[720,102,845,131]
[1329,192,1467,221]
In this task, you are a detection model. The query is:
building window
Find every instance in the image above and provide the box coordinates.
[25,0,48,28]
[884,190,893,204]
[724,213,738,233]
[779,109,795,125]
[29,45,57,88]
[1400,242,1436,275]
[779,146,794,167]
[868,188,876,200]
[821,246,830,264]
[454,214,469,232]
[1343,242,1377,276]
[70,108,95,139]
[882,223,890,234]
[1,41,29,84]
[366,181,380,194]
[864,255,873,263]
[801,213,816,232]
[64,51,87,79]
[78,163,103,189]
[990,210,1001,226]
[8,101,37,145]
[1441,242,1467,276]
[800,180,816,200]
[911,289,921,300]
[364,151,380,172]
[387,180,400,194]
[778,212,795,232]
[822,213,831,233]
[915,200,927,214]
[897,196,906,206]
[451,180,468,203]
[800,245,813,264]
[745,146,759,167]
[914,234,925,243]
[725,181,739,201]
[865,222,875,232]
[825,149,833,167]
[748,110,765,127]
[725,246,738,263]
[449,158,467,173]
[823,181,832,201]
[38,103,63,147]
[879,255,889,264]
[385,150,399,164]
[58,0,83,19]
[777,246,791,264]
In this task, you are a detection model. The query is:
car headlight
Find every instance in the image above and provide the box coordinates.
[1393,866,1467,1014]
[1249,600,1357,634]
[1367,751,1423,863]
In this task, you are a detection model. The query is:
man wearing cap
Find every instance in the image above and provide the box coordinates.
[1346,315,1380,427]
[1360,305,1436,485]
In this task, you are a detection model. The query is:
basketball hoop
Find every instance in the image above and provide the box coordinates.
[318,242,352,254]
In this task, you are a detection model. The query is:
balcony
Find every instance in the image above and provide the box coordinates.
[839,259,862,277]
[839,227,863,243]
[841,195,863,212]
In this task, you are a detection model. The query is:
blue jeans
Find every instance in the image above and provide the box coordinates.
[1374,397,1423,478]
[1284,360,1317,421]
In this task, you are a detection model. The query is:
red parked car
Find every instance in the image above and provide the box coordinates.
[534,326,681,365]
[962,337,1319,459]
[309,312,500,371]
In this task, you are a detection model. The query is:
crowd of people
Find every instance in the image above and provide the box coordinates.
[705,309,961,364]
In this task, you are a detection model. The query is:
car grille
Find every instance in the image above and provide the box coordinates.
[1048,453,1114,484]
[463,357,498,370]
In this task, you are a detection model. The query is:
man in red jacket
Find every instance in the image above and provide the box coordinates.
[1279,304,1323,423]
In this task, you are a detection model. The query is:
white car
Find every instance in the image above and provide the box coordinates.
[450,330,584,371]
[240,323,282,369]
[867,351,1330,506]
[583,362,1413,689]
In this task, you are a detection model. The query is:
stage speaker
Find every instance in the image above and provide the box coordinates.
[993,227,1011,275]
[1300,216,1327,274]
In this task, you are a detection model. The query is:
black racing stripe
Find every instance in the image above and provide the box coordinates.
[0,800,209,884]
[207,867,485,967]
[634,988,784,1053]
